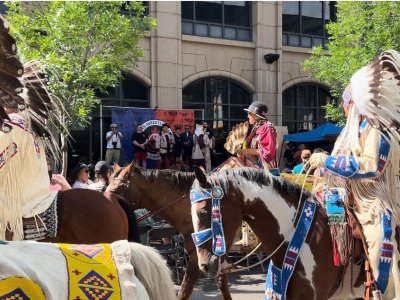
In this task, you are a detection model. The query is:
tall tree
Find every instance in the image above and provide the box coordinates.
[5,1,156,172]
[303,1,400,123]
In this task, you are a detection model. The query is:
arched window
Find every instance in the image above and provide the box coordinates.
[282,84,331,133]
[182,77,252,137]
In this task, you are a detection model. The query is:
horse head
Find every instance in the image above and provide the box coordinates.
[190,167,244,277]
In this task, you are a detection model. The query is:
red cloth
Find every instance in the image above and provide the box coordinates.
[255,122,277,167]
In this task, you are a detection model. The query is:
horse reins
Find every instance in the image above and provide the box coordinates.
[136,193,188,223]
[114,162,189,223]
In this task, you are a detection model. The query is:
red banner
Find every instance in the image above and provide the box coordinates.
[155,109,195,131]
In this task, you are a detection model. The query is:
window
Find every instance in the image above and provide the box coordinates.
[182,78,252,138]
[283,1,336,48]
[182,1,252,42]
[95,75,150,109]
[282,84,331,133]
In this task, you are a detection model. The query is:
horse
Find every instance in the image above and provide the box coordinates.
[0,240,177,300]
[107,165,233,300]
[190,167,374,300]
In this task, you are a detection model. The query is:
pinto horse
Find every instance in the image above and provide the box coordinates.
[190,167,373,300]
[107,165,233,300]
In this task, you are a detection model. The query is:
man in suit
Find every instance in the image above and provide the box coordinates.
[180,124,193,169]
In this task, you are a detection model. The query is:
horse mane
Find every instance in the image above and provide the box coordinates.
[129,242,177,300]
[137,168,196,188]
[210,167,312,206]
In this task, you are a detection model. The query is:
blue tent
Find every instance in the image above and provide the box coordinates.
[283,122,342,142]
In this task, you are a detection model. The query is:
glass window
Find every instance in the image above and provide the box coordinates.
[283,2,300,33]
[282,84,331,133]
[181,1,252,42]
[195,1,222,23]
[282,1,336,48]
[224,1,250,27]
[183,77,252,138]
[182,1,194,20]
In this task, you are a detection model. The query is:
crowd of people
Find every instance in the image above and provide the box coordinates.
[103,121,216,173]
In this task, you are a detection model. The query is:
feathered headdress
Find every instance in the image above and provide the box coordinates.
[349,50,400,144]
[0,15,67,160]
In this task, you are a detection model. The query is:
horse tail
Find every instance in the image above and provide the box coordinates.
[129,242,177,300]
[117,197,141,243]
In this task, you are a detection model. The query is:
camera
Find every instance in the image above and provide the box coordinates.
[112,141,118,149]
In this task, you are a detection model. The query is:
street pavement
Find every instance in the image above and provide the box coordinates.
[175,265,266,299]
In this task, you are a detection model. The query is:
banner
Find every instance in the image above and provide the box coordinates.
[111,107,154,165]
[111,107,194,165]
[155,109,195,131]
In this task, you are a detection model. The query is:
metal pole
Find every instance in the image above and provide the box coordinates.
[100,104,103,160]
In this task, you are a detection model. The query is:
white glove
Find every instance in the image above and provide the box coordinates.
[307,153,328,169]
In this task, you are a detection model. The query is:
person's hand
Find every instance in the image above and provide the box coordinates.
[237,149,246,159]
[307,153,328,169]
[51,174,72,191]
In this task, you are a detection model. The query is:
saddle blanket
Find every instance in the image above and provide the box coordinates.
[23,193,59,241]
[0,240,148,300]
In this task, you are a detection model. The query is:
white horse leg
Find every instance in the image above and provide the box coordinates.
[129,242,177,300]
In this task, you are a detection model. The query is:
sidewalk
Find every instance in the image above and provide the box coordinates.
[175,265,266,300]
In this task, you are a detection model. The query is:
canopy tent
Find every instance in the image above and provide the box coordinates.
[283,122,342,142]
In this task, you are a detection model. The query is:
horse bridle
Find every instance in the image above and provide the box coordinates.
[190,177,309,274]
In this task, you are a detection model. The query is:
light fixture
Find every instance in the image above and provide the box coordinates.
[264,53,280,64]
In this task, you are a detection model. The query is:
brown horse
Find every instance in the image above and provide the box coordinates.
[14,190,140,244]
[190,167,369,300]
[107,165,233,300]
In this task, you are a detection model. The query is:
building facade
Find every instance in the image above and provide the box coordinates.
[71,1,335,163]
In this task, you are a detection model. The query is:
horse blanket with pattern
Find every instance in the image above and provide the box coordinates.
[0,240,149,300]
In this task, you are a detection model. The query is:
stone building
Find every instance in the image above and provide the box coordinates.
[71,1,336,163]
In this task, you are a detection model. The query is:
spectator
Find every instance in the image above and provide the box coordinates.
[283,142,296,170]
[293,143,306,165]
[292,149,311,174]
[172,126,183,165]
[159,123,174,169]
[146,127,161,169]
[70,163,94,188]
[180,124,193,168]
[88,161,113,192]
[105,123,123,165]
[202,121,215,150]
[132,124,148,168]
[192,124,206,169]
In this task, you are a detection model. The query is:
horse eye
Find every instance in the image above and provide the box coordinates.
[199,208,208,218]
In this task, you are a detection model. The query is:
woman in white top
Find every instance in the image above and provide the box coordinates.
[70,163,94,189]
[191,124,207,170]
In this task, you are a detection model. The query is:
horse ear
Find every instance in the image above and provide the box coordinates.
[114,163,121,173]
[193,166,208,187]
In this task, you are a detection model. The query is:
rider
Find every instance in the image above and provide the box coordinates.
[237,101,277,170]
[0,104,54,240]
[235,101,278,248]
[308,84,400,296]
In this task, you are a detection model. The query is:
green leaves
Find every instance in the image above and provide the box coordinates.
[6,1,156,131]
[304,2,400,122]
